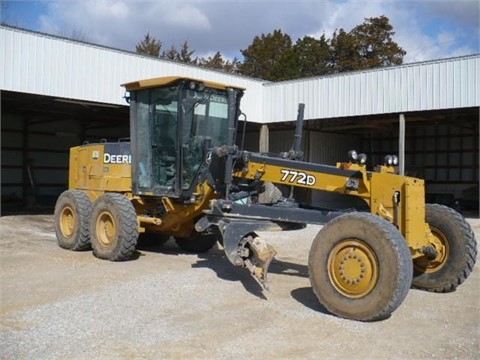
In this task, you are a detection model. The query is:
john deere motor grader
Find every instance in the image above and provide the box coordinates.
[54,76,477,321]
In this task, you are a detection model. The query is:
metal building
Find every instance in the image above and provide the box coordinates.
[1,25,479,213]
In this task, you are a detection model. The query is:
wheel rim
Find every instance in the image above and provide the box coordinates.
[328,239,379,299]
[414,226,449,273]
[96,211,116,246]
[60,205,76,238]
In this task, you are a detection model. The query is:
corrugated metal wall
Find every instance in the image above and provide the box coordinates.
[1,111,133,203]
[308,131,362,166]
[0,26,265,122]
[364,122,479,200]
[1,114,83,203]
[263,56,479,122]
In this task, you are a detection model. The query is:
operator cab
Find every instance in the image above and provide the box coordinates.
[123,76,244,198]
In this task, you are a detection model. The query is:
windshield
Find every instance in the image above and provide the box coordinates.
[183,90,229,145]
[182,89,229,190]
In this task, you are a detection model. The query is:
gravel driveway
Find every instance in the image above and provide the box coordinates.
[1,214,479,359]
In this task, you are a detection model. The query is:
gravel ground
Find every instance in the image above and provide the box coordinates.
[0,214,479,360]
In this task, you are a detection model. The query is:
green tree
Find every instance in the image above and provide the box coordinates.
[330,28,359,72]
[199,51,241,73]
[293,34,332,78]
[161,41,197,64]
[352,15,406,68]
[136,32,161,57]
[331,16,406,72]
[223,57,241,74]
[162,45,178,60]
[178,40,196,64]
[199,51,225,70]
[239,29,297,81]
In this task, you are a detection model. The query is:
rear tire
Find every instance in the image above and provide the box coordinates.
[412,204,477,292]
[54,190,92,251]
[308,212,412,321]
[90,193,138,261]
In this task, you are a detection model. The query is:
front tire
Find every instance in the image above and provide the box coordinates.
[308,212,412,321]
[54,190,92,251]
[90,193,138,261]
[412,204,477,292]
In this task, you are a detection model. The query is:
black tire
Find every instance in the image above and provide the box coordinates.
[54,190,92,251]
[308,212,413,321]
[90,193,138,261]
[412,204,477,292]
[175,232,218,253]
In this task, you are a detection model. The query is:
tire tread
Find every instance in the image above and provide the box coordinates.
[54,190,92,251]
[308,212,412,321]
[91,193,138,261]
[412,204,477,293]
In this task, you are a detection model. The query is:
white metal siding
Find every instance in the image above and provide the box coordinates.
[263,56,479,122]
[0,26,265,121]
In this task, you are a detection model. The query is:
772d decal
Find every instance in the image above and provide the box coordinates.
[280,169,316,186]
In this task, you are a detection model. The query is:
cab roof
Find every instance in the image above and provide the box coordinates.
[122,76,246,91]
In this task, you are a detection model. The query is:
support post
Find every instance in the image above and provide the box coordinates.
[259,124,269,153]
[399,113,405,176]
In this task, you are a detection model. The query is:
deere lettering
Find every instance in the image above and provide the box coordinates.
[104,153,131,164]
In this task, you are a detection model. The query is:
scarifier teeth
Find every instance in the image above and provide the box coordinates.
[244,237,277,291]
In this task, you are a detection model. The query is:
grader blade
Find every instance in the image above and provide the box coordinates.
[244,237,277,291]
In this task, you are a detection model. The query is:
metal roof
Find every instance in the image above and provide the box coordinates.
[0,25,263,120]
[1,25,479,124]
[262,55,479,122]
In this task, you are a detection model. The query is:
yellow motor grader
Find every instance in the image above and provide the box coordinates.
[54,76,477,321]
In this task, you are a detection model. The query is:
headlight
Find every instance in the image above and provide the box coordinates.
[392,155,399,166]
[348,150,358,162]
[358,153,367,164]
[384,155,393,166]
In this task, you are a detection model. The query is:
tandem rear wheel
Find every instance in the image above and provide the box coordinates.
[308,212,413,321]
[89,193,139,261]
[54,191,221,259]
[54,190,93,251]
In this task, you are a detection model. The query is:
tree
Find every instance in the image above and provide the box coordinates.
[199,52,241,73]
[330,29,359,72]
[223,57,241,74]
[351,16,406,68]
[136,32,161,57]
[161,41,197,64]
[293,34,332,78]
[133,15,405,80]
[162,45,178,60]
[331,16,406,72]
[239,29,297,81]
[199,51,225,70]
[178,41,196,64]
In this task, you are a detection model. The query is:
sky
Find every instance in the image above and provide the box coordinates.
[2,0,479,64]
